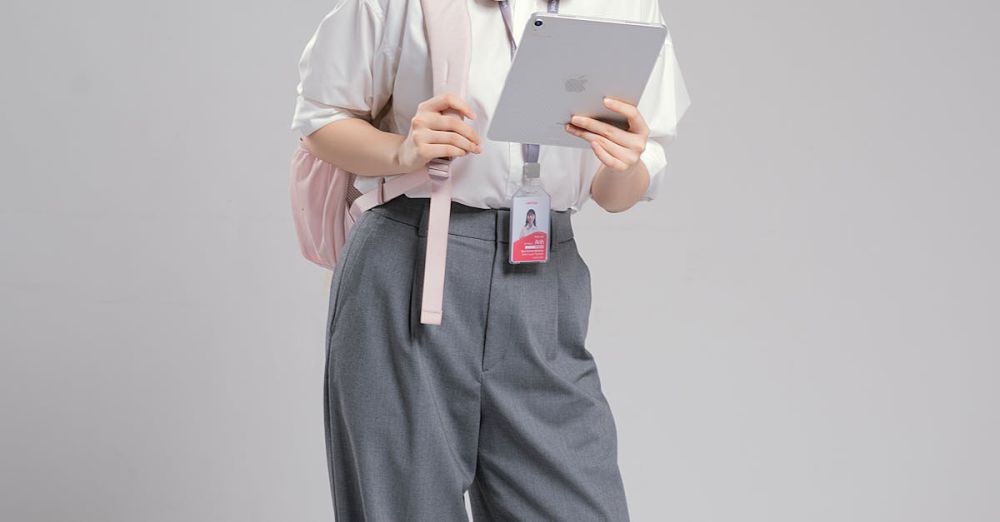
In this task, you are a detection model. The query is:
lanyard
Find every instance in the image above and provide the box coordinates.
[497,0,560,168]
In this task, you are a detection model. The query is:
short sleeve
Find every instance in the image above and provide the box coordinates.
[635,2,691,202]
[291,0,397,136]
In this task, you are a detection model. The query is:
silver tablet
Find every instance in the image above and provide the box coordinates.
[487,12,668,149]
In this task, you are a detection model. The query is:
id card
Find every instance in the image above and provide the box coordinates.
[509,192,550,264]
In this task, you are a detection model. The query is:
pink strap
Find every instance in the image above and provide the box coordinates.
[348,0,470,325]
[347,0,470,325]
[348,168,432,222]
[416,0,472,325]
[420,159,452,324]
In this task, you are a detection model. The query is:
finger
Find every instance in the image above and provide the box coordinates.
[593,135,636,170]
[421,93,477,120]
[422,143,468,160]
[426,129,480,153]
[567,123,636,169]
[568,114,635,147]
[427,113,482,146]
[591,140,630,171]
[569,115,644,153]
[570,115,643,150]
[603,96,649,136]
[565,122,634,159]
[564,122,603,144]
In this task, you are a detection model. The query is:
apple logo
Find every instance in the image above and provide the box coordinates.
[564,75,587,92]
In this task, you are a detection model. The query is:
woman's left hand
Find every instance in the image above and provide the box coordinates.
[564,97,649,173]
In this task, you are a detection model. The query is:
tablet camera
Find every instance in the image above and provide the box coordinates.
[534,20,543,27]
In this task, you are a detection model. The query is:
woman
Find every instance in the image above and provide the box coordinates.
[291,0,689,519]
[519,208,537,239]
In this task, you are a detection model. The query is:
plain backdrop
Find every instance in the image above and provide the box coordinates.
[2,0,998,520]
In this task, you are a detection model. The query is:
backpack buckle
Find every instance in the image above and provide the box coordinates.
[426,157,452,179]
[375,177,386,205]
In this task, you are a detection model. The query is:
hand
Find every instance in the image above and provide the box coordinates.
[395,93,482,172]
[564,97,649,173]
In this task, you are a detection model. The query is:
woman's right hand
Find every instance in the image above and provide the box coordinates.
[394,94,482,172]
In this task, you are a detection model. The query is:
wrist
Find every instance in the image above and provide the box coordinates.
[591,160,649,212]
[596,158,645,184]
[387,134,409,174]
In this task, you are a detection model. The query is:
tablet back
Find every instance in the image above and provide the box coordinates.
[488,12,667,149]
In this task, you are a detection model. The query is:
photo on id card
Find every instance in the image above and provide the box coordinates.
[509,194,550,264]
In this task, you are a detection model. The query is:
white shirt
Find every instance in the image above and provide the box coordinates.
[291,0,690,212]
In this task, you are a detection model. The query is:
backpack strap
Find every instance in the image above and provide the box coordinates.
[349,0,470,326]
[416,0,471,325]
[348,169,432,220]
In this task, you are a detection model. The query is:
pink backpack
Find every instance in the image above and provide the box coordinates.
[290,0,472,326]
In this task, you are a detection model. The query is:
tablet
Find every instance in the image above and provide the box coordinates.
[487,12,668,149]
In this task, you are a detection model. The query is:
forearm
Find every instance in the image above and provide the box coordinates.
[589,160,650,213]
[302,118,407,177]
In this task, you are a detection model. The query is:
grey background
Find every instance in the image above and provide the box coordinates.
[1,0,997,520]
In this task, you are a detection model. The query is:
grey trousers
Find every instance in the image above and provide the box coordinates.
[323,195,630,521]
